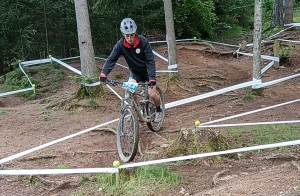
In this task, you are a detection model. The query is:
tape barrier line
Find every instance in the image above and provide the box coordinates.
[277,39,300,44]
[237,52,279,62]
[284,23,300,27]
[198,120,300,128]
[0,87,34,97]
[120,140,300,169]
[50,57,82,75]
[261,61,274,74]
[200,98,300,126]
[20,59,51,66]
[165,79,261,109]
[0,168,118,175]
[257,73,300,88]
[269,25,295,39]
[156,70,179,73]
[0,119,119,165]
[152,50,168,62]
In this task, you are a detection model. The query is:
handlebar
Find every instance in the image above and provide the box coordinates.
[107,79,150,87]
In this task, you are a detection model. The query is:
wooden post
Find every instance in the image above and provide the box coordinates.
[273,39,280,68]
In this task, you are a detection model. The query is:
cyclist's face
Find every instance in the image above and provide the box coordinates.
[123,33,135,45]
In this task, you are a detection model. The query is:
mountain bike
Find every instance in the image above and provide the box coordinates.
[107,79,165,162]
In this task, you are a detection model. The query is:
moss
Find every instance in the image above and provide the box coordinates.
[252,88,264,96]
[164,128,236,162]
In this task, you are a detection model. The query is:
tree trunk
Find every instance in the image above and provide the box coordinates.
[271,0,284,28]
[284,0,293,24]
[74,0,97,78]
[74,0,103,97]
[252,0,262,86]
[163,0,179,80]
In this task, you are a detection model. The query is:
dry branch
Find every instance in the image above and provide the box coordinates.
[291,161,300,171]
[33,176,81,192]
[92,127,117,135]
[257,153,299,161]
[211,169,230,188]
[21,155,62,161]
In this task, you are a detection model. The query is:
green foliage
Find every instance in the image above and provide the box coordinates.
[173,0,216,38]
[96,164,179,195]
[1,63,65,99]
[88,98,98,107]
[224,125,300,149]
[243,91,254,100]
[56,164,68,169]
[280,45,296,59]
[41,112,52,121]
[69,75,103,98]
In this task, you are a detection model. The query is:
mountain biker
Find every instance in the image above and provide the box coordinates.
[100,18,163,122]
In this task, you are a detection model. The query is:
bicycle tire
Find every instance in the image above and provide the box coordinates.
[117,105,139,163]
[146,86,165,132]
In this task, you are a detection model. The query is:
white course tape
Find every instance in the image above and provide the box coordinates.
[0,168,118,175]
[84,81,100,87]
[261,61,274,74]
[198,120,300,128]
[257,73,300,88]
[165,79,261,109]
[120,140,300,169]
[59,56,80,61]
[200,40,239,48]
[149,39,195,44]
[106,84,123,100]
[237,52,279,62]
[50,57,82,75]
[278,39,300,44]
[201,98,300,126]
[0,87,34,97]
[0,119,119,165]
[152,50,168,62]
[284,23,300,27]
[168,64,178,69]
[20,59,51,66]
[156,70,179,73]
[269,25,295,39]
[95,57,129,69]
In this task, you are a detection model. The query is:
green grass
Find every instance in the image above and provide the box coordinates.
[294,7,300,22]
[0,109,8,115]
[96,164,179,196]
[56,164,68,169]
[41,112,52,121]
[224,124,300,150]
[243,91,254,101]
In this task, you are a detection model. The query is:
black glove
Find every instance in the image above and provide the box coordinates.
[149,79,156,87]
[100,73,107,84]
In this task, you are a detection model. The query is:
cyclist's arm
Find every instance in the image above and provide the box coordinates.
[101,41,122,76]
[143,38,156,81]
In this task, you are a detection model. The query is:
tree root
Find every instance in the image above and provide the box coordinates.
[257,153,299,161]
[211,169,230,188]
[73,149,115,156]
[91,127,117,135]
[291,161,300,170]
[32,176,82,192]
[21,155,62,161]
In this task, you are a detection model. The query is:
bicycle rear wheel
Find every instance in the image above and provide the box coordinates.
[146,86,165,132]
[117,106,139,163]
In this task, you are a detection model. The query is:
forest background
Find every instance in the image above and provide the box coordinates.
[0,0,299,76]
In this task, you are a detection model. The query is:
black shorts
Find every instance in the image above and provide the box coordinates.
[129,71,148,83]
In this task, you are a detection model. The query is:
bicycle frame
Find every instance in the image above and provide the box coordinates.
[121,84,155,123]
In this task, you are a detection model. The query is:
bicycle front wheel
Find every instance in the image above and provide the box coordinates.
[146,86,165,132]
[117,106,139,163]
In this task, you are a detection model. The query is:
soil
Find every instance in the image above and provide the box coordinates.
[1,29,300,196]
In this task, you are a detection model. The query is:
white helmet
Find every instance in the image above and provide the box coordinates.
[120,18,137,34]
